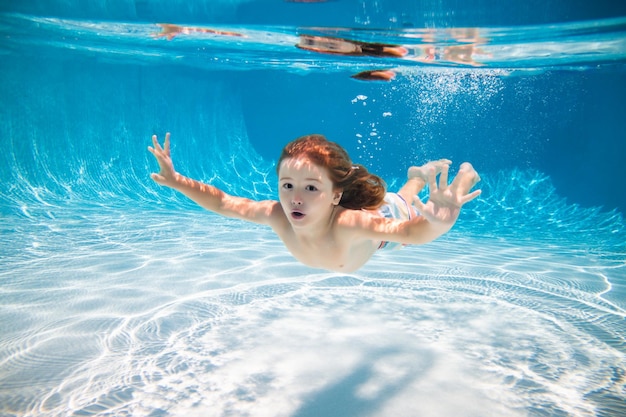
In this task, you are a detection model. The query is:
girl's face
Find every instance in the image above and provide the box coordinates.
[278,157,342,228]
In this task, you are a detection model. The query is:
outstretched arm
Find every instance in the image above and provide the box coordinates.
[348,162,480,246]
[148,133,280,225]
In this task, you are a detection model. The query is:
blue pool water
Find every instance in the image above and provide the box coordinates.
[1,1,626,416]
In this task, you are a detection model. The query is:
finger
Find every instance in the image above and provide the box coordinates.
[427,168,437,190]
[147,146,155,155]
[438,164,449,190]
[152,134,162,151]
[449,167,464,191]
[459,189,482,205]
[164,132,171,154]
[150,173,165,183]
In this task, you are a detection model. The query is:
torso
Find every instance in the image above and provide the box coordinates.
[271,206,379,272]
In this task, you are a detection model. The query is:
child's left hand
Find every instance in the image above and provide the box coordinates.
[413,163,481,227]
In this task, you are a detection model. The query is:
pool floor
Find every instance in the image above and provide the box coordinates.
[1,207,624,417]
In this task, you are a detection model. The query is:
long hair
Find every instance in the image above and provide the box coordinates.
[277,134,386,210]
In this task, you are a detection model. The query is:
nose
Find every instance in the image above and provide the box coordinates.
[291,194,303,206]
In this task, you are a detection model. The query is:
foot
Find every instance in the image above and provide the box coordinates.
[451,162,481,194]
[408,159,452,182]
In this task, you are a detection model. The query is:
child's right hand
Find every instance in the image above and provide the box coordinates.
[148,132,178,187]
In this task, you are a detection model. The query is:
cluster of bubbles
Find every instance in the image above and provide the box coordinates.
[347,68,507,178]
[401,67,506,134]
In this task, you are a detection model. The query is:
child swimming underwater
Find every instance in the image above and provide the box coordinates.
[148,133,481,272]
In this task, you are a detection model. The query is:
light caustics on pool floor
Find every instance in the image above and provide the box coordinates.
[0,202,625,417]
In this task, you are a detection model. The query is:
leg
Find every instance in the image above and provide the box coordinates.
[397,176,426,204]
[398,159,451,203]
[450,162,481,194]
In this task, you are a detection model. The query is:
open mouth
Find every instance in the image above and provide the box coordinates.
[291,210,305,220]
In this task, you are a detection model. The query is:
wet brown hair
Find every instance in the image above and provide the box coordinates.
[277,134,386,210]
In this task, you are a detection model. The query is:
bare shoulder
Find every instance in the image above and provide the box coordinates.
[221,196,285,226]
[265,201,290,230]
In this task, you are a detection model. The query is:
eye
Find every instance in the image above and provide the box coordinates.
[282,183,293,190]
[305,185,318,192]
